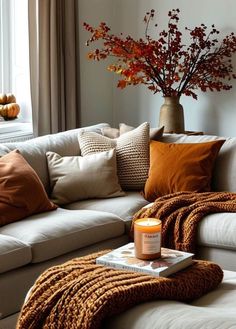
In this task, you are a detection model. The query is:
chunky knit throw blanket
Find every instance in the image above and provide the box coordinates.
[17,251,223,329]
[132,191,236,253]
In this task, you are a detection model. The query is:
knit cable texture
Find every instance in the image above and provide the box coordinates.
[132,191,236,253]
[17,250,223,329]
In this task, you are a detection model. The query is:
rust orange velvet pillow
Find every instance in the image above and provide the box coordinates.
[144,140,225,202]
[0,150,57,226]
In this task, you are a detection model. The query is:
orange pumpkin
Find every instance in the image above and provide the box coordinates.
[0,93,7,104]
[6,93,16,103]
[0,93,16,104]
[0,103,20,120]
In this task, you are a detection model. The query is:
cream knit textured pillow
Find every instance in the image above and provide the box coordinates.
[78,122,150,190]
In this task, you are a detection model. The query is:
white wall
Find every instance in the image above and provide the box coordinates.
[78,0,114,126]
[79,0,236,137]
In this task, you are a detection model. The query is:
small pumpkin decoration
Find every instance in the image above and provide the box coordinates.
[0,93,7,104]
[6,93,16,104]
[0,93,17,104]
[0,103,20,120]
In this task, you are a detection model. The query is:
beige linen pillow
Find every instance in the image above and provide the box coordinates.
[120,123,164,141]
[46,149,124,205]
[78,122,150,190]
[101,123,164,141]
[119,123,134,134]
[101,127,120,139]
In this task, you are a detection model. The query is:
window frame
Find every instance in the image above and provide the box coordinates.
[0,0,33,139]
[0,0,12,92]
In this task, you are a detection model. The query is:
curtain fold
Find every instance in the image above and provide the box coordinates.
[28,0,80,136]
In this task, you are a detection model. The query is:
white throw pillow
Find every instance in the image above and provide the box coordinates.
[78,122,150,190]
[46,149,124,205]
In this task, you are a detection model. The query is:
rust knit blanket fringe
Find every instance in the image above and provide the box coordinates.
[131,191,236,253]
[17,251,223,329]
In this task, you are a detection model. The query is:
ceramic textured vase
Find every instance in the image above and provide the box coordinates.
[159,96,185,133]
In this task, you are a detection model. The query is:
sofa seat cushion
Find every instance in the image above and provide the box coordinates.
[0,234,32,273]
[197,212,236,250]
[0,208,125,263]
[63,192,149,227]
[105,270,236,329]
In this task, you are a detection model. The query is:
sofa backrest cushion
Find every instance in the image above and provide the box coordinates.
[160,133,236,193]
[0,123,110,194]
[0,150,57,226]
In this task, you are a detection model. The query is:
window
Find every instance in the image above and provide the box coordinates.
[0,0,33,138]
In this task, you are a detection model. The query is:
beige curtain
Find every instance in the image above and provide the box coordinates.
[28,0,80,136]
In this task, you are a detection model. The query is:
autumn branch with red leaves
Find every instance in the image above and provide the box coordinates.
[84,9,236,99]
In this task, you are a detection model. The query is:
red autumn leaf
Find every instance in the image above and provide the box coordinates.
[117,80,127,89]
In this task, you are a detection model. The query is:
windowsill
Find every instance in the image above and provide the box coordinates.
[0,120,33,142]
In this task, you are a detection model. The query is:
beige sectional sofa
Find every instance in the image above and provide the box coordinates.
[1,123,236,328]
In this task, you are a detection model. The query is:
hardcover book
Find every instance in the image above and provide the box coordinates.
[96,243,194,277]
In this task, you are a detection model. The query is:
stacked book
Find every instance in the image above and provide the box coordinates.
[96,243,193,277]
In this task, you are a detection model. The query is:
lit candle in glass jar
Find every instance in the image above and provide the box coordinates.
[134,218,162,260]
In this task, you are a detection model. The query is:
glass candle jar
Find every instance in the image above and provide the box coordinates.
[134,218,162,260]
